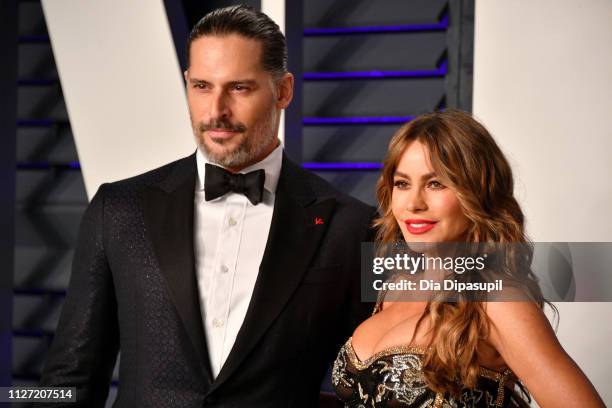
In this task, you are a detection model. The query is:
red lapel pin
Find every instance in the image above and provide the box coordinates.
[314,217,324,225]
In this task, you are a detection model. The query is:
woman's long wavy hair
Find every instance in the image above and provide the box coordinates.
[374,109,552,398]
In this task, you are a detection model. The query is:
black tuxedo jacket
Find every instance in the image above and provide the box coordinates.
[40,153,376,407]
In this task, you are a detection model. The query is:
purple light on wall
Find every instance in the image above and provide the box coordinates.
[17,79,58,86]
[302,162,383,171]
[16,119,56,127]
[303,116,414,126]
[304,60,447,81]
[18,35,50,43]
[13,288,66,297]
[16,163,50,170]
[304,15,448,36]
[304,68,446,80]
[16,162,81,170]
[12,329,54,338]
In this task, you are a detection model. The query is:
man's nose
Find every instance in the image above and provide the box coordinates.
[210,90,231,119]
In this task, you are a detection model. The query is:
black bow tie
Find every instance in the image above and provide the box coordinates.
[204,163,265,205]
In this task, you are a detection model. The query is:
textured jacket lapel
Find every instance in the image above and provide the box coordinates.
[142,154,213,386]
[211,154,336,390]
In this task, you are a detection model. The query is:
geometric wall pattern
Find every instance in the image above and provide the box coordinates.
[11,1,470,406]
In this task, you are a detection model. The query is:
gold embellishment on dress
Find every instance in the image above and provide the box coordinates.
[372,302,382,316]
[335,337,521,407]
[331,345,354,388]
[433,392,444,408]
[479,366,503,382]
[402,365,424,388]
[357,382,369,402]
[495,368,513,407]
[477,366,516,406]
[345,337,429,370]
[376,383,386,403]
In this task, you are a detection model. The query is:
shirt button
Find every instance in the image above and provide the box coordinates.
[228,217,237,226]
[220,265,229,274]
[212,318,224,328]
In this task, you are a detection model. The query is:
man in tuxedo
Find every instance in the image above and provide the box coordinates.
[41,5,375,407]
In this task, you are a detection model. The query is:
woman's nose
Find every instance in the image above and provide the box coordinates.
[405,188,428,212]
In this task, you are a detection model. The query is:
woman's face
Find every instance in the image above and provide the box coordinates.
[391,140,470,243]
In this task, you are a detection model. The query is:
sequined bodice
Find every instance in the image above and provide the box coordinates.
[332,338,529,408]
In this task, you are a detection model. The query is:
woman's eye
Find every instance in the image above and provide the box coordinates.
[428,180,445,189]
[393,180,409,190]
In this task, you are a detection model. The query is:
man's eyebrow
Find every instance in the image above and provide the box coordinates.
[188,78,258,87]
[227,80,257,86]
[188,78,210,84]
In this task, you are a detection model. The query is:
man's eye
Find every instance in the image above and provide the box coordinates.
[193,83,208,90]
[393,180,409,190]
[233,85,249,91]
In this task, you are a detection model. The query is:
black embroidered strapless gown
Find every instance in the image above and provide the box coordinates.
[332,337,530,408]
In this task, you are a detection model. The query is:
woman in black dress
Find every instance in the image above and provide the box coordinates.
[332,110,604,407]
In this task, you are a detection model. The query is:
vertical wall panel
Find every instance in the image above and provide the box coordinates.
[42,0,195,199]
[474,0,612,404]
[280,0,302,161]
[261,0,288,149]
[0,0,18,387]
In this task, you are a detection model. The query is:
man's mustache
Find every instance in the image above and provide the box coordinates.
[199,119,246,133]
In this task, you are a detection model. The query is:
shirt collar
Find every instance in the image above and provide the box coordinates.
[196,141,283,194]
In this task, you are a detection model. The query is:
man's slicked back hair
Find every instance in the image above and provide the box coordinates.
[187,5,288,80]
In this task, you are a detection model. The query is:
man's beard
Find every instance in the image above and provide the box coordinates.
[193,105,278,169]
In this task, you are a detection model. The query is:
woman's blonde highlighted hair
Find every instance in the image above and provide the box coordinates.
[374,109,548,397]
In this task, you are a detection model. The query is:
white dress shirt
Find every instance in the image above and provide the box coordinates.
[194,143,282,378]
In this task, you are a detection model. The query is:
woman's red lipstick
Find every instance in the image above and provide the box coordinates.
[404,219,437,234]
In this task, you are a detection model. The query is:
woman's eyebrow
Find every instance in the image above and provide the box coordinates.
[421,172,437,181]
[393,171,437,180]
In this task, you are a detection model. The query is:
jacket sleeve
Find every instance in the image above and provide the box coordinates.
[346,206,379,336]
[39,184,119,407]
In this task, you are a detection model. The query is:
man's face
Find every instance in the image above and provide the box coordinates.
[185,34,293,171]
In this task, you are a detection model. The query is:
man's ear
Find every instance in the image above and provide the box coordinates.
[184,70,189,83]
[275,72,294,109]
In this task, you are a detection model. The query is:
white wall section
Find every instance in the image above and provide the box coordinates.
[474,0,612,404]
[261,0,286,145]
[42,0,195,198]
